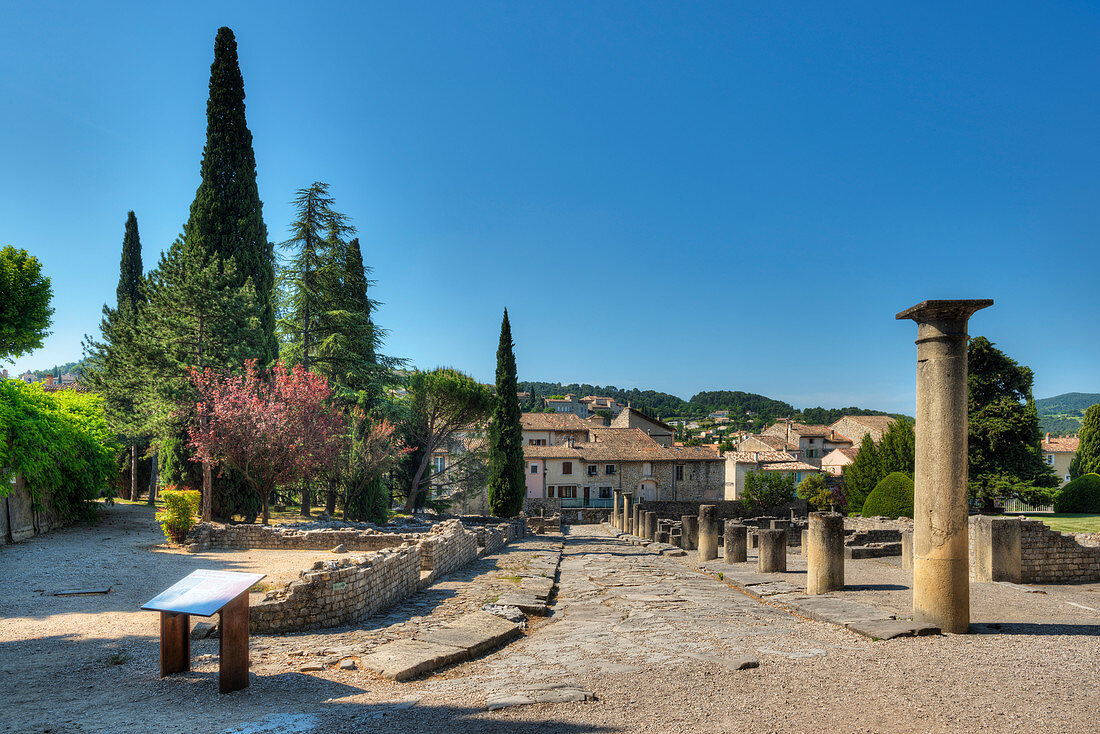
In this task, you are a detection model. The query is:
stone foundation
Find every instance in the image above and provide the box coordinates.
[184,523,411,553]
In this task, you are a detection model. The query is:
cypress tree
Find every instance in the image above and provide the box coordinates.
[487,309,526,517]
[1070,404,1100,479]
[82,211,147,500]
[842,433,882,514]
[183,26,276,364]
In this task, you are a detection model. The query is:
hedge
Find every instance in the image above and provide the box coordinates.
[1053,473,1100,514]
[861,471,914,518]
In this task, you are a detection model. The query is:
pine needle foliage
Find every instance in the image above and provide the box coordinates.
[487,309,526,518]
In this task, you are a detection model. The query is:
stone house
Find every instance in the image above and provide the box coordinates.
[610,407,675,447]
[761,420,853,463]
[828,415,897,446]
[821,446,860,476]
[723,450,820,500]
[581,395,625,417]
[1042,434,1078,487]
[524,427,723,506]
[544,393,589,418]
[521,413,589,446]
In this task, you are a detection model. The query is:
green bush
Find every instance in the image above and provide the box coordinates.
[1053,473,1100,514]
[862,472,914,518]
[157,488,202,543]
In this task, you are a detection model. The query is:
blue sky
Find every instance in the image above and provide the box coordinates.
[2,2,1097,414]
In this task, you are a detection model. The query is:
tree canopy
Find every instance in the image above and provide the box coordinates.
[1070,405,1100,479]
[0,246,53,362]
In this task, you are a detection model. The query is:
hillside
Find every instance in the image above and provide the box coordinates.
[518,380,901,429]
[1036,392,1100,436]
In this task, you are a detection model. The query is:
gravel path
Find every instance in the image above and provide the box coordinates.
[3,510,1099,733]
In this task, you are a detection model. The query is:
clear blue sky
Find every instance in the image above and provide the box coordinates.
[2,2,1097,414]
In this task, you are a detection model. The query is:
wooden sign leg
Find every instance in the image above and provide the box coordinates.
[160,612,190,677]
[219,593,250,694]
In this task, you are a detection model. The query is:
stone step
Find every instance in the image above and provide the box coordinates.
[415,611,523,657]
[359,639,466,681]
[495,592,549,616]
[520,576,555,601]
[845,619,941,640]
[845,543,902,559]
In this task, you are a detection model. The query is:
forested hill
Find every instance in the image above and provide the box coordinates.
[1036,392,1100,436]
[518,381,899,427]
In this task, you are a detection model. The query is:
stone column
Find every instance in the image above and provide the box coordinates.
[757,529,786,572]
[806,512,845,594]
[801,529,809,557]
[612,489,622,530]
[698,505,718,562]
[681,515,698,551]
[972,516,1022,583]
[897,299,992,634]
[724,522,747,562]
[901,531,913,570]
[633,505,642,537]
[644,511,657,540]
[622,492,633,535]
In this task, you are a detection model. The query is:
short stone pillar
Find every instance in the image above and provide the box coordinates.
[801,529,809,556]
[633,505,642,537]
[644,511,657,540]
[680,515,698,551]
[612,489,622,530]
[901,531,913,570]
[757,529,787,573]
[670,530,682,548]
[698,505,718,562]
[806,512,845,594]
[898,298,991,634]
[655,530,669,544]
[622,492,633,535]
[724,522,747,563]
[770,519,790,531]
[972,516,1022,583]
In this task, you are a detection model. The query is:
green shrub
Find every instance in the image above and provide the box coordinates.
[862,472,914,518]
[1053,473,1100,514]
[157,488,202,543]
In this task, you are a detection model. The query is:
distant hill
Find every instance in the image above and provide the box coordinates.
[23,359,87,380]
[1036,392,1100,436]
[518,380,903,429]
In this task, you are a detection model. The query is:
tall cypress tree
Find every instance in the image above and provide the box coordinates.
[487,309,526,517]
[184,26,276,364]
[82,211,147,500]
[1069,404,1100,479]
[842,433,882,513]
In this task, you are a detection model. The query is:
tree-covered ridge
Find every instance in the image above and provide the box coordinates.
[518,380,901,425]
[1035,392,1100,415]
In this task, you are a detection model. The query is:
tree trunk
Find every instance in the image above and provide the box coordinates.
[262,488,270,525]
[130,444,138,502]
[404,449,432,514]
[147,450,158,505]
[326,476,337,516]
[202,459,213,521]
[300,479,311,517]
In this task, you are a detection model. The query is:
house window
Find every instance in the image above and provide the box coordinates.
[598,487,612,499]
[675,464,684,481]
[432,456,445,474]
[1066,474,1072,481]
[562,461,573,475]
[559,486,577,499]
[529,439,546,446]
[809,438,815,444]
[605,464,616,474]
[587,465,597,476]
[530,463,538,474]
[547,486,555,497]
[1047,454,1054,464]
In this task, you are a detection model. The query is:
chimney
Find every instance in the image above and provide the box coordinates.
[1045,433,1051,442]
[45,374,54,386]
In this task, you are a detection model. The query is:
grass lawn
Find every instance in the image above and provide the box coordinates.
[1021,513,1100,534]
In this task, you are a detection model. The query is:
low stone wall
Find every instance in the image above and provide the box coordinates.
[250,520,485,634]
[1017,519,1100,583]
[843,516,914,533]
[251,545,421,634]
[637,500,807,524]
[523,498,561,517]
[184,523,410,553]
[560,508,612,525]
[1,475,63,544]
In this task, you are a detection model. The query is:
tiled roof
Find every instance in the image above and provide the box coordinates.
[839,415,897,433]
[523,445,582,459]
[1042,436,1079,453]
[521,413,589,431]
[741,435,792,451]
[525,428,723,463]
[762,461,819,472]
[725,451,798,464]
[791,423,832,437]
[823,447,860,461]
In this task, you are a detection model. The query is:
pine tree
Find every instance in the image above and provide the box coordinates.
[487,309,526,517]
[183,27,276,365]
[878,419,915,476]
[82,211,147,500]
[141,241,264,521]
[1070,404,1100,479]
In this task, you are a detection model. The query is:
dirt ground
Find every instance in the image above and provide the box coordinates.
[3,505,1099,734]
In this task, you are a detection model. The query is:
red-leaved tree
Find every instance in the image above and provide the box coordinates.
[189,360,344,524]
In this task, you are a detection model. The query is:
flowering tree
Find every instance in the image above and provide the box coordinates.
[338,407,411,523]
[189,360,344,524]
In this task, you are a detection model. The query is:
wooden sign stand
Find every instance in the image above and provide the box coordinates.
[143,570,265,694]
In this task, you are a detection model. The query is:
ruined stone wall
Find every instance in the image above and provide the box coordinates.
[1016,519,1100,583]
[637,499,806,524]
[419,520,478,579]
[250,546,421,634]
[184,523,410,553]
[843,516,914,533]
[1,475,63,544]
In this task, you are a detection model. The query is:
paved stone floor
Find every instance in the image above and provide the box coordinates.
[5,516,1100,733]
